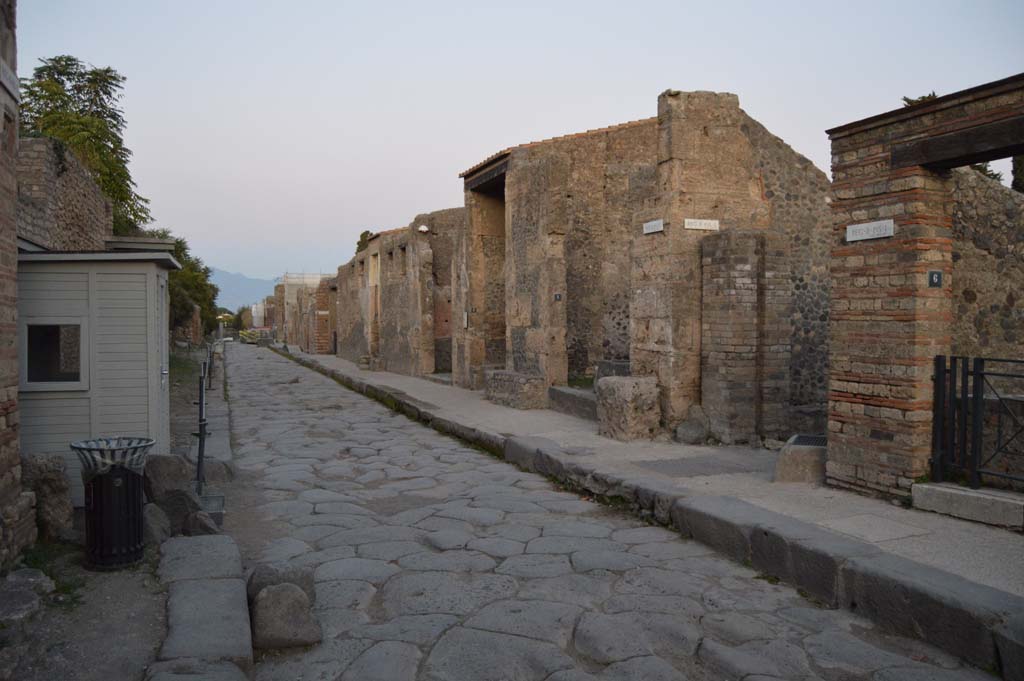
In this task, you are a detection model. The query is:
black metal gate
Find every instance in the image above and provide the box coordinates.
[932,355,1024,488]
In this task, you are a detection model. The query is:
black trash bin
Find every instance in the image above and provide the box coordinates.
[70,437,155,570]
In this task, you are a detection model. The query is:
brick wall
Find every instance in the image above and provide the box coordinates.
[701,230,791,443]
[0,0,36,573]
[16,136,112,250]
[825,76,1024,497]
[272,283,284,342]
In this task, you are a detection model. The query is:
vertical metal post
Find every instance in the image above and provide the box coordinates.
[969,357,985,489]
[931,355,946,482]
[946,357,958,473]
[196,361,207,496]
[959,358,969,469]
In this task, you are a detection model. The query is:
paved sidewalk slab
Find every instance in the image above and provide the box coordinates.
[160,578,252,670]
[159,535,243,583]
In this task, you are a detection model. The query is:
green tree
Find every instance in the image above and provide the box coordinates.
[1013,156,1024,194]
[355,230,372,253]
[902,91,1004,183]
[20,55,151,234]
[147,229,219,335]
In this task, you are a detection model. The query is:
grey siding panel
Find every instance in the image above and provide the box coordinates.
[21,395,91,505]
[94,273,149,439]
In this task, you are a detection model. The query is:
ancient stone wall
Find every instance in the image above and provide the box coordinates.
[282,274,323,345]
[336,209,464,375]
[630,91,829,435]
[744,118,832,433]
[16,136,112,251]
[273,284,284,342]
[0,0,36,573]
[950,167,1024,359]
[315,277,334,355]
[503,120,657,387]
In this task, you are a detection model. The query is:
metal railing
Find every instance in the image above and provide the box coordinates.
[193,346,214,495]
[932,355,1024,489]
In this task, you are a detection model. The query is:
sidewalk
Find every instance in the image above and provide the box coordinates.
[277,345,1024,598]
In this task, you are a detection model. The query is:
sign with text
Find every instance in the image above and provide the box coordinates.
[642,219,664,235]
[846,219,894,242]
[684,218,720,231]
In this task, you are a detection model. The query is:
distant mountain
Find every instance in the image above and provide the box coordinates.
[210,268,277,311]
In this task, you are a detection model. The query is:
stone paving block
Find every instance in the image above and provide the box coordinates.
[159,536,242,583]
[839,552,1021,670]
[463,599,581,647]
[423,627,574,681]
[160,578,252,670]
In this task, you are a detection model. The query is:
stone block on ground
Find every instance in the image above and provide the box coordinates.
[145,503,171,546]
[247,562,316,605]
[673,405,708,445]
[145,658,248,681]
[160,579,252,669]
[0,586,40,629]
[145,455,195,503]
[20,453,73,541]
[184,511,220,536]
[773,435,826,483]
[595,376,660,441]
[155,489,202,536]
[4,568,54,596]
[485,370,548,410]
[251,583,322,649]
[159,535,242,583]
[912,483,1024,530]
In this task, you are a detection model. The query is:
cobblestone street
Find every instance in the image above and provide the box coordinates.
[224,344,987,681]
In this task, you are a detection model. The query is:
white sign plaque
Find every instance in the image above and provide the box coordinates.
[846,219,894,242]
[642,219,664,235]
[684,218,720,231]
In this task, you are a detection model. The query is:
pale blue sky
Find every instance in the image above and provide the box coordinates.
[19,1,1024,281]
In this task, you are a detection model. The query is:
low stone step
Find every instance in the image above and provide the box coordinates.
[913,482,1024,530]
[426,373,452,386]
[160,578,252,670]
[548,385,597,421]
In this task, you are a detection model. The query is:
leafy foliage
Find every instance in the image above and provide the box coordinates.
[355,230,372,253]
[902,91,1003,183]
[20,55,151,234]
[147,229,219,334]
[1013,156,1024,194]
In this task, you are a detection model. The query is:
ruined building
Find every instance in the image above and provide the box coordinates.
[0,0,31,572]
[280,273,325,346]
[336,208,464,376]
[453,90,832,442]
[296,276,336,355]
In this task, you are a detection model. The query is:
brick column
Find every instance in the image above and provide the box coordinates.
[701,229,792,444]
[827,140,953,496]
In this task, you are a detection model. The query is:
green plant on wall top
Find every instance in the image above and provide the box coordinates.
[20,55,152,235]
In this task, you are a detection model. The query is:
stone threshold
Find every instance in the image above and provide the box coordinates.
[913,483,1024,531]
[271,346,1024,680]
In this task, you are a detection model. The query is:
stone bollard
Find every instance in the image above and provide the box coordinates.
[595,376,661,441]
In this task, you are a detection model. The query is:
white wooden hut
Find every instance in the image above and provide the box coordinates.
[17,250,181,505]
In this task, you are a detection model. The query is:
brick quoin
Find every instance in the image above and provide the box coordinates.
[825,73,1024,497]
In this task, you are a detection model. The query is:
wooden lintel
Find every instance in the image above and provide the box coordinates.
[464,158,509,192]
[891,115,1024,170]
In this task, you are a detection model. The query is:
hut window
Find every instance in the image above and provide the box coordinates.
[20,317,89,390]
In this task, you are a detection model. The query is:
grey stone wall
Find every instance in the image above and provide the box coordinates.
[744,116,832,433]
[951,167,1024,360]
[0,0,36,573]
[16,137,112,251]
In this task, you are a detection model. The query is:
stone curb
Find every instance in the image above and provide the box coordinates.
[270,346,1024,680]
